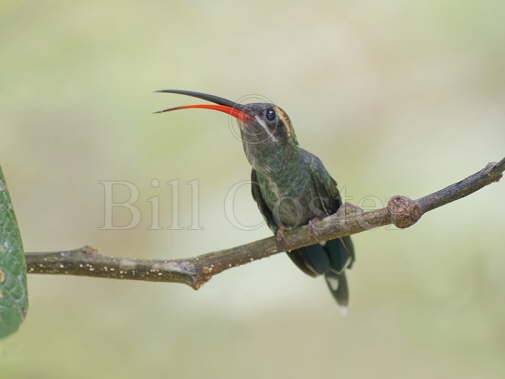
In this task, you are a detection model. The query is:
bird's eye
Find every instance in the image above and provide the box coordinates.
[265,109,276,121]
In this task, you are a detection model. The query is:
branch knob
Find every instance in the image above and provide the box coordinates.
[387,195,423,229]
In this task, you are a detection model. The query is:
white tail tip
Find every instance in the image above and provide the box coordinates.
[338,305,348,317]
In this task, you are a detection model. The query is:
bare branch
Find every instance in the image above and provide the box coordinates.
[25,158,504,289]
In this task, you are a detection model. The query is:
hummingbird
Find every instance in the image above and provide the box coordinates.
[156,90,355,311]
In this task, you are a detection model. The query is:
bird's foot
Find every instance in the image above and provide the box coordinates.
[275,226,288,250]
[336,203,364,218]
[308,216,322,242]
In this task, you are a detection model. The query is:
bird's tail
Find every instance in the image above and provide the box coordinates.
[324,270,349,313]
[288,236,354,310]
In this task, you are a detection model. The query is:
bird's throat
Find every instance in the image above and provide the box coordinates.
[244,141,301,176]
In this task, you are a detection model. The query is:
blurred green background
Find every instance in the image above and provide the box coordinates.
[1,0,504,378]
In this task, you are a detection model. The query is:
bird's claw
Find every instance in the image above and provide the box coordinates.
[308,216,322,242]
[275,226,288,250]
[336,203,364,218]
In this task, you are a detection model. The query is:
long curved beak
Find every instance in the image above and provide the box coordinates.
[155,89,251,123]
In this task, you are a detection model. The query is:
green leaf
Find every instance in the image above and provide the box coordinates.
[0,166,28,338]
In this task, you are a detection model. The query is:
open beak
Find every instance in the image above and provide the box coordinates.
[154,89,251,123]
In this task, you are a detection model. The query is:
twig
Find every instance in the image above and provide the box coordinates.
[25,158,504,289]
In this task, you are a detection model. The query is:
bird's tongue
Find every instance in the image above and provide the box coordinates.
[154,104,251,123]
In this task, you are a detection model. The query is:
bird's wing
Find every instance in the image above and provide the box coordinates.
[307,153,342,214]
[250,169,278,233]
[307,153,355,270]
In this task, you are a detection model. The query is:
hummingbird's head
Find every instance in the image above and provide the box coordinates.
[155,89,299,170]
[155,90,298,145]
[238,102,298,147]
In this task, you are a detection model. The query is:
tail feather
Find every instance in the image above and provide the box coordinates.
[288,236,355,308]
[325,270,349,310]
[287,244,330,277]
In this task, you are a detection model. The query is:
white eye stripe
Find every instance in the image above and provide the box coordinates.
[255,115,278,142]
[275,107,295,140]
